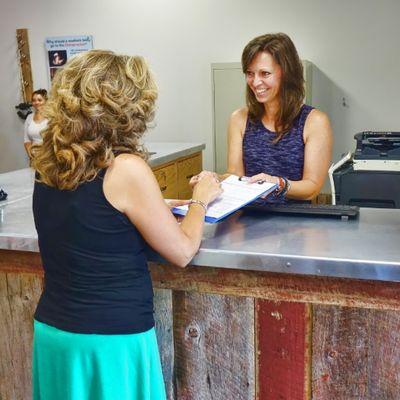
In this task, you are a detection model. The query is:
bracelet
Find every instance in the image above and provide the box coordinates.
[275,176,285,194]
[189,199,207,213]
[282,178,291,196]
[280,177,288,196]
[275,176,291,196]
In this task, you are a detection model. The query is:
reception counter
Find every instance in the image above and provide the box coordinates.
[1,158,400,399]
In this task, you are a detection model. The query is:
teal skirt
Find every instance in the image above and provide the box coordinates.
[32,320,166,400]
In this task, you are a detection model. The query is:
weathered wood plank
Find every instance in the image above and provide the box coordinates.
[173,291,255,400]
[0,250,43,274]
[366,309,400,399]
[154,288,174,400]
[313,306,400,399]
[2,251,400,400]
[0,272,42,400]
[0,273,14,400]
[3,251,400,311]
[256,300,311,400]
[312,305,370,399]
[150,263,400,311]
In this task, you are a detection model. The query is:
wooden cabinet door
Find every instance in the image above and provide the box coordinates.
[177,152,202,199]
[153,163,178,199]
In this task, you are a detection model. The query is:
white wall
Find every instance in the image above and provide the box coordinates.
[1,0,399,173]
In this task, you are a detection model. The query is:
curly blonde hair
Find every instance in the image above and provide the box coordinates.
[31,50,157,190]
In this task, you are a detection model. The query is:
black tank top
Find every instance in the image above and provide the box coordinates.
[33,170,154,334]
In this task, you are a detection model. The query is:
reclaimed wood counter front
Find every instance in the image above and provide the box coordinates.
[1,166,400,400]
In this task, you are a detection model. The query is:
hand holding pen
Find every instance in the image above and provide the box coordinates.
[240,174,286,198]
[242,173,290,196]
[241,173,280,185]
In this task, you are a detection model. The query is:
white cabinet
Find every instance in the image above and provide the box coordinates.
[211,61,313,174]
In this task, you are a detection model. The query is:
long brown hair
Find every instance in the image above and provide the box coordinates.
[241,33,305,142]
[31,50,157,190]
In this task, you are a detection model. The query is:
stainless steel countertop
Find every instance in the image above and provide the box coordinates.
[194,208,400,282]
[1,163,400,282]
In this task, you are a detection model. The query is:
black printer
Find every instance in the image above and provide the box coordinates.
[330,131,400,208]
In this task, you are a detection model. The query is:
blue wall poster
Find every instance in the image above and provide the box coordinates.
[45,35,93,82]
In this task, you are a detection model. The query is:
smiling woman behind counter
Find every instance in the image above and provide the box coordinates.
[193,33,333,204]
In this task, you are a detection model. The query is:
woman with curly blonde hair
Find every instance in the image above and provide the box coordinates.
[31,50,221,400]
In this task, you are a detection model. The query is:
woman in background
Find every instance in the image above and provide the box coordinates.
[31,50,221,400]
[23,89,48,157]
[194,33,332,203]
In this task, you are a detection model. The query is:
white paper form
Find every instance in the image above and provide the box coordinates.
[172,175,277,223]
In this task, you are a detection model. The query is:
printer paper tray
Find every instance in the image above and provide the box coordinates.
[353,159,400,171]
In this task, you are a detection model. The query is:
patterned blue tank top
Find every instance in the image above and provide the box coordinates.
[243,104,314,204]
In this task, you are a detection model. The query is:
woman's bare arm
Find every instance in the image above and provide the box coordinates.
[226,108,248,177]
[103,154,221,267]
[189,108,248,186]
[286,109,333,200]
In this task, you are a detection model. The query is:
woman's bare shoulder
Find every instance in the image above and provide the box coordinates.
[306,108,330,128]
[230,107,248,122]
[108,153,152,182]
[304,108,332,141]
[229,107,248,134]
